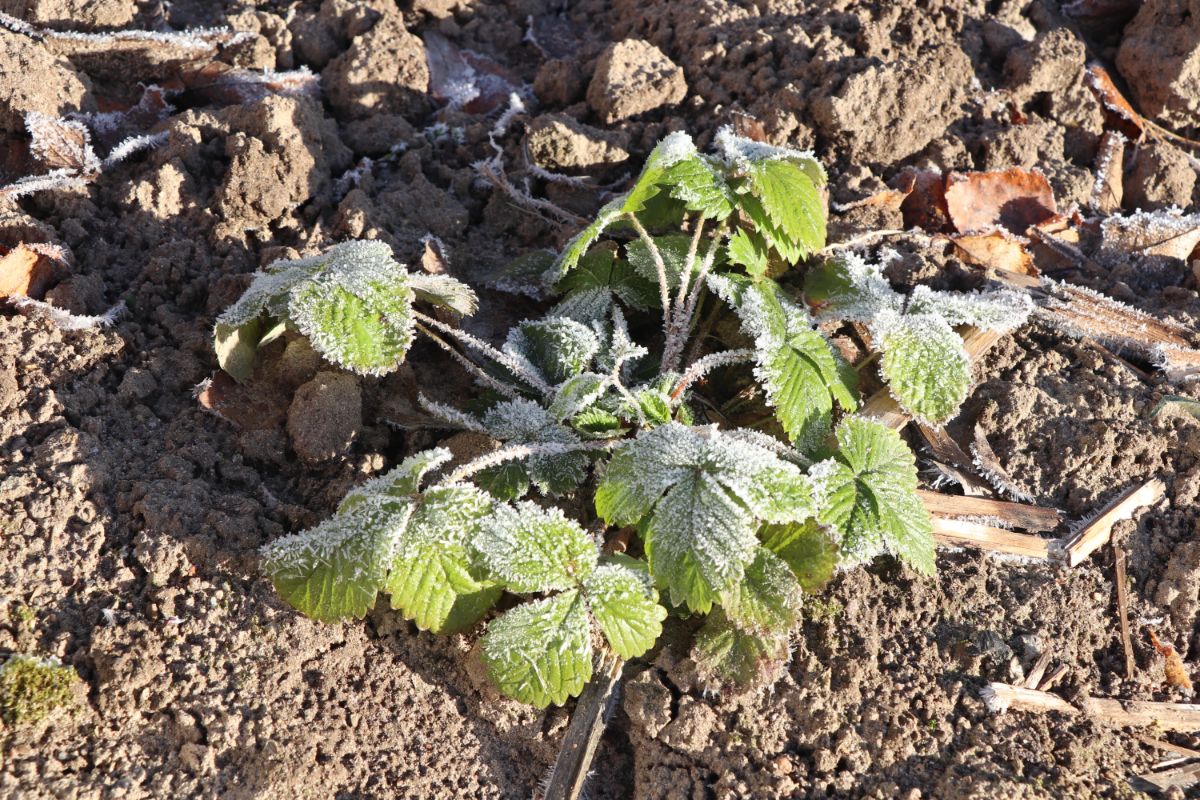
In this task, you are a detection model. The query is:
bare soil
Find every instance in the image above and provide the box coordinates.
[1,1,1199,798]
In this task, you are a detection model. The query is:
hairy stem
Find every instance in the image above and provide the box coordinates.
[414,311,552,395]
[415,322,521,400]
[675,215,706,313]
[627,213,672,327]
[670,348,755,402]
[664,228,726,373]
[442,441,612,485]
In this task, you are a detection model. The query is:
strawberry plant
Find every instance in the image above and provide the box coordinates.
[216,128,1033,708]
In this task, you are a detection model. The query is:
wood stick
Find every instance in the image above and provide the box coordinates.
[1135,734,1200,759]
[542,655,624,800]
[1114,543,1136,681]
[863,327,1005,430]
[1038,664,1069,691]
[1132,760,1200,793]
[919,490,1062,532]
[984,683,1200,732]
[931,518,1053,559]
[1062,479,1166,567]
[1024,652,1053,690]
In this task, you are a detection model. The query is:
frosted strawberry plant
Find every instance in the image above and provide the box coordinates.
[217,127,1034,709]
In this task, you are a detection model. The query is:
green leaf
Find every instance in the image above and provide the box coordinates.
[905,284,1033,331]
[625,234,713,292]
[761,519,839,593]
[691,608,788,689]
[634,387,673,425]
[744,158,826,261]
[286,242,417,376]
[480,399,590,497]
[261,503,408,622]
[596,424,814,612]
[811,417,935,575]
[505,318,601,385]
[551,246,657,322]
[551,199,624,281]
[473,502,598,593]
[213,317,265,383]
[874,311,971,425]
[384,484,499,634]
[482,590,593,708]
[549,372,610,423]
[622,131,700,214]
[475,461,530,502]
[573,407,625,438]
[661,155,735,220]
[726,228,770,279]
[408,273,479,316]
[720,546,802,633]
[803,252,902,322]
[584,559,667,659]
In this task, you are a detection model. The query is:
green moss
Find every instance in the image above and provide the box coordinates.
[0,655,76,726]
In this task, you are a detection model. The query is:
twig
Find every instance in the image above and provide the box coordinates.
[540,654,625,800]
[415,322,521,400]
[918,490,1062,532]
[984,682,1200,732]
[931,517,1054,559]
[1061,478,1166,567]
[414,311,552,395]
[1114,543,1136,681]
[1135,734,1200,759]
[1024,652,1054,689]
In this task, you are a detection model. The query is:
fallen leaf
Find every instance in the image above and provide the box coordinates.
[1150,395,1200,421]
[172,63,320,105]
[424,31,520,114]
[25,112,100,175]
[420,235,449,274]
[1148,630,1194,690]
[951,229,1037,275]
[1090,130,1126,214]
[944,168,1059,235]
[0,244,50,298]
[1101,209,1200,260]
[1085,63,1144,140]
[897,168,951,232]
[196,370,287,430]
[731,111,769,143]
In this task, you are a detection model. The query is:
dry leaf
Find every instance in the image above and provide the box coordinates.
[1101,209,1200,260]
[25,112,100,175]
[952,229,1037,275]
[944,168,1059,235]
[1085,63,1144,140]
[420,236,449,274]
[424,31,520,114]
[0,244,51,298]
[1090,130,1126,214]
[897,168,952,232]
[731,112,769,143]
[1148,630,1193,690]
[196,370,288,430]
[172,63,319,105]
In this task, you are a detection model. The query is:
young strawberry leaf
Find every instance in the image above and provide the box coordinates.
[548,372,610,423]
[550,246,656,323]
[595,424,814,612]
[481,590,593,708]
[810,416,934,575]
[339,448,453,510]
[473,502,598,593]
[384,484,500,634]
[479,399,591,496]
[742,158,826,262]
[719,546,802,634]
[691,607,788,689]
[583,557,668,659]
[726,227,771,278]
[407,272,480,316]
[874,310,971,425]
[660,154,735,220]
[804,252,902,322]
[504,317,601,386]
[760,519,839,593]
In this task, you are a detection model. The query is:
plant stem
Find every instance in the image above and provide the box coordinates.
[675,215,705,313]
[626,212,672,330]
[414,311,552,395]
[441,441,612,485]
[670,348,755,401]
[664,228,726,373]
[540,654,625,800]
[415,322,521,400]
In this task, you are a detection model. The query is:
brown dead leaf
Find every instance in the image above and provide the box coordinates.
[944,168,1059,235]
[897,169,951,232]
[424,31,521,114]
[1085,63,1144,140]
[172,63,319,105]
[731,112,769,143]
[0,244,53,299]
[951,229,1037,275]
[196,370,288,431]
[420,236,449,274]
[1148,630,1193,690]
[1091,131,1126,214]
[1101,210,1200,260]
[25,112,99,175]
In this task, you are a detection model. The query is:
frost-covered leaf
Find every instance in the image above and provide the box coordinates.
[873,310,971,425]
[480,398,591,495]
[550,246,656,322]
[760,519,839,593]
[573,407,624,438]
[481,590,593,708]
[596,424,814,612]
[714,275,856,453]
[623,131,700,213]
[719,546,801,634]
[475,460,530,502]
[905,284,1032,332]
[810,417,934,575]
[551,199,623,281]
[726,227,771,278]
[660,154,735,220]
[804,252,901,323]
[549,372,610,422]
[504,317,600,385]
[473,502,598,592]
[743,158,826,262]
[625,234,711,292]
[407,272,478,316]
[261,503,409,622]
[385,484,498,633]
[340,448,453,511]
[584,557,667,659]
[691,608,788,689]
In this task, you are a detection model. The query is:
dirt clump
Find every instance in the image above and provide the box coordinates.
[322,10,430,120]
[1116,0,1200,132]
[287,371,363,463]
[587,39,688,124]
[526,113,630,173]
